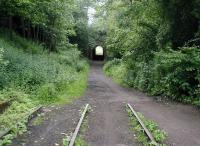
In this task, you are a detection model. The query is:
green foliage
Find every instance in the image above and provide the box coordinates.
[103,0,200,106]
[72,2,89,56]
[103,59,126,84]
[0,0,77,51]
[0,29,44,54]
[0,31,89,145]
[32,115,45,126]
[0,48,4,65]
[104,48,200,106]
[103,58,121,75]
[63,138,70,146]
[159,0,199,48]
[37,84,57,102]
[75,136,89,146]
[0,31,87,92]
[149,47,200,102]
[126,107,167,146]
[0,89,37,146]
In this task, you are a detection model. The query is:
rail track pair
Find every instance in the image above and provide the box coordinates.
[68,103,158,146]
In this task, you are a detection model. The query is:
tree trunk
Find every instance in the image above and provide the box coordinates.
[8,16,13,37]
[27,22,31,38]
[21,18,26,38]
[8,16,12,30]
[33,26,36,40]
[36,26,39,40]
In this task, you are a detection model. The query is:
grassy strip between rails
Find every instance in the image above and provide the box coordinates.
[126,106,167,146]
[63,105,91,146]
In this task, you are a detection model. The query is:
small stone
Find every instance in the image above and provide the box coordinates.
[61,132,68,136]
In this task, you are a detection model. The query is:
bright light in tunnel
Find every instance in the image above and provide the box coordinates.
[95,46,103,56]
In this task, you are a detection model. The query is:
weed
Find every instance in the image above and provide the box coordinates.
[126,107,167,146]
[32,115,45,126]
[63,138,69,146]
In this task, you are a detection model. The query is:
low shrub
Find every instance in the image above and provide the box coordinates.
[103,58,121,71]
[37,83,58,102]
[104,59,124,83]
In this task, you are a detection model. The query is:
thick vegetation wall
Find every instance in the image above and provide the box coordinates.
[104,0,200,106]
[0,30,89,145]
[0,0,94,54]
[0,0,94,145]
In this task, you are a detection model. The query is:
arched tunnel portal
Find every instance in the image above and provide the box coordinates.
[91,45,105,61]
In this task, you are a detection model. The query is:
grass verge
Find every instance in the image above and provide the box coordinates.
[126,106,167,146]
[0,67,89,146]
[55,65,89,105]
[0,30,90,146]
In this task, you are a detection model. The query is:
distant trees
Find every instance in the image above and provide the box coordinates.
[0,0,95,52]
[70,0,107,57]
[70,0,92,56]
[159,0,199,48]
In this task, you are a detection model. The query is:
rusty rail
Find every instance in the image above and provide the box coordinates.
[127,103,158,146]
[68,104,89,146]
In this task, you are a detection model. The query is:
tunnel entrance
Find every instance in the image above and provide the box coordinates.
[92,46,105,61]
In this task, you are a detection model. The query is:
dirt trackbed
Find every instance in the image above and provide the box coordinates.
[12,62,200,146]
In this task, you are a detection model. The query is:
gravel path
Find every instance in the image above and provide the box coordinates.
[12,62,200,146]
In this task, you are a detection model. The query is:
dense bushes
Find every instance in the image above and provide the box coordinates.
[103,59,126,84]
[151,48,200,103]
[127,46,200,102]
[104,47,200,106]
[0,35,86,93]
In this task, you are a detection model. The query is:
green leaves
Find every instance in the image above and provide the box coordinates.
[0,0,78,51]
[104,0,200,106]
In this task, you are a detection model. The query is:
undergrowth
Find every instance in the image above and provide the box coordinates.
[0,30,89,146]
[126,106,167,146]
[103,58,127,86]
[104,56,200,107]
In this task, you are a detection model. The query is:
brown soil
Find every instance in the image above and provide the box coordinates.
[12,62,200,146]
